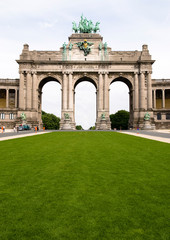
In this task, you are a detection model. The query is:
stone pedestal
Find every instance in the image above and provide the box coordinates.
[96,118,111,130]
[60,119,75,130]
[22,120,27,125]
[142,120,152,130]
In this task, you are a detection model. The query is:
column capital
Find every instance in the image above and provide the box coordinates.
[140,71,145,75]
[32,71,37,75]
[19,70,26,75]
[147,71,152,74]
[62,71,70,75]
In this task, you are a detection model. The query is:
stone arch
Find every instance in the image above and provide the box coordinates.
[73,75,98,89]
[38,75,62,91]
[110,76,133,89]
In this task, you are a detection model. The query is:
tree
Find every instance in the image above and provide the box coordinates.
[110,110,129,130]
[76,125,83,130]
[89,126,96,130]
[42,111,60,130]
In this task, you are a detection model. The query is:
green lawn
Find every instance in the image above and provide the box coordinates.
[0,132,169,240]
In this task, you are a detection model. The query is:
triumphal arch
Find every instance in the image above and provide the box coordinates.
[0,16,170,129]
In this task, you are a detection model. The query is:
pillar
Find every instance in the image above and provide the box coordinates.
[162,89,165,108]
[26,72,32,109]
[98,72,103,110]
[15,89,18,108]
[68,72,73,110]
[6,89,9,108]
[153,90,156,108]
[62,72,68,111]
[19,71,25,110]
[104,72,109,112]
[32,72,38,110]
[134,72,139,110]
[139,72,145,110]
[147,71,152,110]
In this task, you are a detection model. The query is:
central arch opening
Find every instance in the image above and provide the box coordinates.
[74,77,96,130]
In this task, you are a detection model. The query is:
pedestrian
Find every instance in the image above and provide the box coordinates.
[13,126,16,132]
[3,126,5,132]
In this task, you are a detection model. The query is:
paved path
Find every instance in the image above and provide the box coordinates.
[0,130,50,141]
[121,130,170,143]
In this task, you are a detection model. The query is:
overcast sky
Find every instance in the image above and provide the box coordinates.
[0,0,170,129]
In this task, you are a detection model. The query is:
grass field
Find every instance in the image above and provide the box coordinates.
[0,132,169,240]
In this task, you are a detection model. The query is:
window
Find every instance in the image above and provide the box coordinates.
[166,113,170,120]
[157,113,161,120]
[9,113,14,120]
[0,113,5,119]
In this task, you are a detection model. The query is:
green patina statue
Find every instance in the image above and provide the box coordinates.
[63,42,67,52]
[99,42,102,51]
[21,112,26,121]
[144,112,150,121]
[101,113,106,120]
[76,39,93,56]
[72,15,100,33]
[104,42,107,52]
[69,43,73,50]
[64,113,70,120]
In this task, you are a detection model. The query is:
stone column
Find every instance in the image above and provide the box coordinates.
[134,72,139,110]
[104,72,109,111]
[60,72,74,130]
[26,72,32,109]
[153,90,156,108]
[73,90,76,122]
[162,89,165,108]
[15,89,18,108]
[68,72,73,110]
[62,72,67,111]
[19,71,25,110]
[147,71,152,110]
[32,72,38,110]
[6,89,9,108]
[98,72,103,110]
[139,72,145,110]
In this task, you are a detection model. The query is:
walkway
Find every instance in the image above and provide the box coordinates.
[121,130,170,143]
[0,130,50,141]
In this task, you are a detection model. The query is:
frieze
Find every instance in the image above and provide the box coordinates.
[72,65,99,70]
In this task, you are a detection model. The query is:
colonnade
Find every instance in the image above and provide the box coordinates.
[0,88,18,108]
[152,88,170,109]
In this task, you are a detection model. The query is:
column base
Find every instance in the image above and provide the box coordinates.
[60,119,75,130]
[142,120,155,130]
[95,118,111,130]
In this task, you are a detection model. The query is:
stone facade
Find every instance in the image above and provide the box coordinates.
[0,33,170,129]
